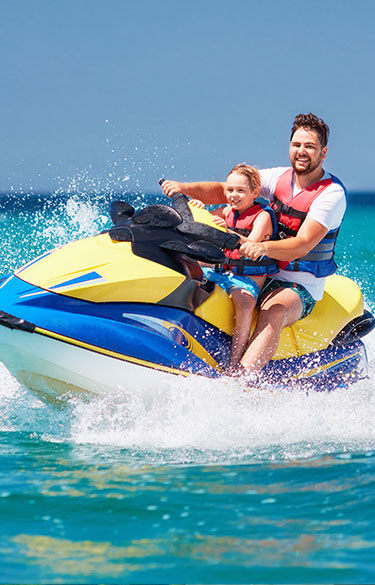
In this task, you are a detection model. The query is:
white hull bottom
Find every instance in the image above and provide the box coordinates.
[0,328,179,403]
[0,326,368,404]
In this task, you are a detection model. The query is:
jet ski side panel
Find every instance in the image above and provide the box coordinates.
[0,275,231,378]
[12,228,366,358]
[15,235,187,304]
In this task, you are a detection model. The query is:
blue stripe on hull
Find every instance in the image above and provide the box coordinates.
[262,341,367,390]
[0,276,367,387]
[0,276,231,376]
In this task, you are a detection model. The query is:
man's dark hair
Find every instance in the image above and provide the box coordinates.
[290,113,330,147]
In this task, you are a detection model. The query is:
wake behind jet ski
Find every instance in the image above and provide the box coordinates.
[0,189,373,403]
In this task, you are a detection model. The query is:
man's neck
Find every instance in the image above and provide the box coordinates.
[294,167,325,191]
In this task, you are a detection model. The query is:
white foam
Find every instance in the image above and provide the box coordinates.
[0,363,71,438]
[66,325,375,456]
[65,365,375,459]
[1,328,375,462]
[365,325,375,366]
[1,344,374,461]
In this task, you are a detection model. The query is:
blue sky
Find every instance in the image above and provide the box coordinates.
[1,0,374,193]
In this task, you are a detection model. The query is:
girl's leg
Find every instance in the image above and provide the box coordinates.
[229,288,256,368]
[240,286,303,371]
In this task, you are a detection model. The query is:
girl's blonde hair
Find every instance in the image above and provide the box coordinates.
[227,163,261,196]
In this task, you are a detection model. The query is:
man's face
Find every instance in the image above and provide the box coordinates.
[289,127,327,175]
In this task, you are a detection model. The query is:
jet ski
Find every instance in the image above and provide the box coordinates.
[0,190,373,403]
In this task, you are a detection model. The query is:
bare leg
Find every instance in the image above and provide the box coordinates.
[229,288,256,368]
[240,287,303,372]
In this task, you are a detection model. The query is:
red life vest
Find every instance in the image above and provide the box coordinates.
[223,204,278,276]
[271,168,343,276]
[224,204,265,262]
[272,168,333,235]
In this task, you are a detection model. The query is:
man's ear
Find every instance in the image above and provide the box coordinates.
[322,145,328,160]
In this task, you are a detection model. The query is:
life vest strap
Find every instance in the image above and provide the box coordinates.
[272,196,307,221]
[277,223,340,240]
[228,257,278,267]
[284,231,339,265]
[231,226,251,237]
[223,256,278,275]
[277,223,298,238]
[302,251,336,261]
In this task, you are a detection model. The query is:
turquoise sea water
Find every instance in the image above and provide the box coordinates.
[0,190,374,584]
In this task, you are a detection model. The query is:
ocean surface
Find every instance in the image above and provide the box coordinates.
[0,189,374,584]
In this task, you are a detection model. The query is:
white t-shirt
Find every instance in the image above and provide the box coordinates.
[259,167,347,300]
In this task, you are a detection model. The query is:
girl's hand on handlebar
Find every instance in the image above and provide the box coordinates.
[212,215,227,229]
[189,199,206,208]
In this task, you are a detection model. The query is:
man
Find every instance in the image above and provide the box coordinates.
[161,113,347,375]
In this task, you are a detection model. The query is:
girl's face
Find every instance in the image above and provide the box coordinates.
[225,172,256,214]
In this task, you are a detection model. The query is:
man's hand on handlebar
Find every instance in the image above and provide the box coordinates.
[161,180,184,198]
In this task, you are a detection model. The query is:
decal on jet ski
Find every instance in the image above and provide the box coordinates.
[34,326,194,377]
[49,271,105,291]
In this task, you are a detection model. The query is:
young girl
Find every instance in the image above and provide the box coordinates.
[192,164,278,371]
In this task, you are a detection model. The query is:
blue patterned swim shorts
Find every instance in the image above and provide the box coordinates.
[258,278,316,319]
[202,267,260,299]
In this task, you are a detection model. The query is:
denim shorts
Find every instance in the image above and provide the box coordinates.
[202,267,260,299]
[259,278,316,319]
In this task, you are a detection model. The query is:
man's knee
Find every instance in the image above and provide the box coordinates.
[256,304,285,332]
[257,295,302,330]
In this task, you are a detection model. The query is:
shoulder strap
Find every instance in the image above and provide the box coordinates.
[256,201,279,239]
[272,196,307,220]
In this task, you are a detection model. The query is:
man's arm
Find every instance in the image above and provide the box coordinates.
[161,180,227,205]
[239,218,328,261]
